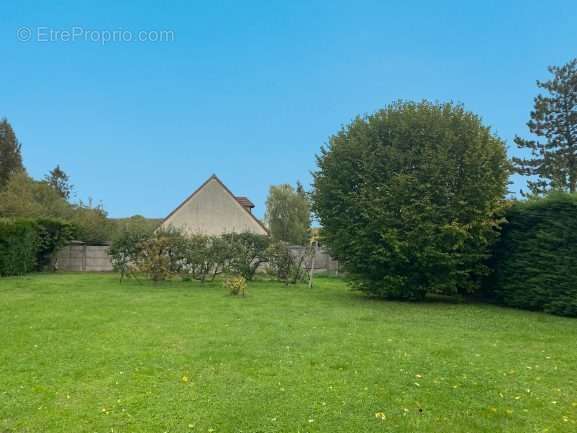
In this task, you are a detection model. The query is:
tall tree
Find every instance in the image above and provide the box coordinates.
[265,183,311,245]
[513,58,577,194]
[44,165,73,199]
[0,118,24,189]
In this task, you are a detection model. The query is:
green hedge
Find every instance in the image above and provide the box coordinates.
[0,220,38,276]
[492,193,577,317]
[0,218,74,277]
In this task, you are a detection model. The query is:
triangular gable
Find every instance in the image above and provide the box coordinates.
[161,175,269,236]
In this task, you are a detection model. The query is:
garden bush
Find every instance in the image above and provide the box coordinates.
[312,101,509,300]
[135,229,185,282]
[109,227,151,281]
[111,229,272,283]
[224,275,247,296]
[222,232,270,280]
[176,234,232,282]
[492,193,577,317]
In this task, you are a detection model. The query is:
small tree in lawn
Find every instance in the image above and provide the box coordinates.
[312,101,509,300]
[135,228,185,282]
[177,235,231,282]
[513,58,577,194]
[109,227,150,281]
[177,234,210,281]
[206,235,233,280]
[222,232,270,280]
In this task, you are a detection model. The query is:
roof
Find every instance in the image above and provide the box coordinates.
[236,196,255,208]
[161,174,269,235]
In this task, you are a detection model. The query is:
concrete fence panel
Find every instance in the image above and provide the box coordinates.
[54,242,337,274]
[56,242,113,272]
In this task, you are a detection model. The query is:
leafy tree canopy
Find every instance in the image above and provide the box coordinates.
[264,183,311,245]
[0,172,111,243]
[0,172,70,218]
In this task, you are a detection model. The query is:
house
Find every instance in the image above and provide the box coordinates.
[159,175,268,236]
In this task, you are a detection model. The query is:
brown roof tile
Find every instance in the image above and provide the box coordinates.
[236,196,255,208]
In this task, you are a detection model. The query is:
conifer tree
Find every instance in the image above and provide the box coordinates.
[513,58,577,194]
[0,118,24,189]
[44,165,73,200]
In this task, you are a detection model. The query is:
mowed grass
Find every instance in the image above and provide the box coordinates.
[1,274,576,433]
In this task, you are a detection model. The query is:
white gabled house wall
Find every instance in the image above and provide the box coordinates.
[160,175,269,236]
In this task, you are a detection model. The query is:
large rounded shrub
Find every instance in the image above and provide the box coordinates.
[492,193,577,317]
[312,101,509,300]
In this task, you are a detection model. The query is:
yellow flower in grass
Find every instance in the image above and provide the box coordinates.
[181,375,189,383]
[374,412,386,420]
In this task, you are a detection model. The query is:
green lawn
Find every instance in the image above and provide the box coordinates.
[1,274,576,433]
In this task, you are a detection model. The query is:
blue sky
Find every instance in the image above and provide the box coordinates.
[2,1,576,218]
